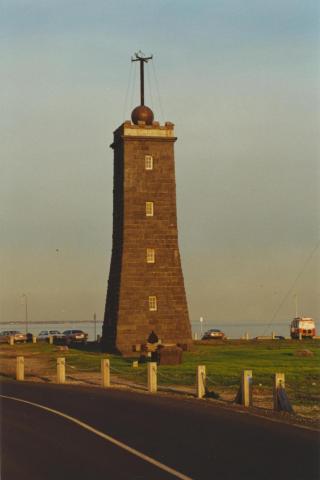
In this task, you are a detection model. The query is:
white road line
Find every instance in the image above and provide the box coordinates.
[1,394,193,480]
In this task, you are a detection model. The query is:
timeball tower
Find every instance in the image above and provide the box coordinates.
[102,54,191,354]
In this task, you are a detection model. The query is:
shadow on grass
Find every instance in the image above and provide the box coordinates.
[67,341,102,353]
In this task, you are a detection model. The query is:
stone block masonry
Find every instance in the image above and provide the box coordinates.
[102,121,192,354]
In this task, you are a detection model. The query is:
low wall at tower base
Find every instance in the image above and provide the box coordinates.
[158,345,183,365]
[101,335,192,357]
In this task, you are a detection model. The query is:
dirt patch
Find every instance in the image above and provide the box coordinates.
[294,349,314,357]
[0,345,55,381]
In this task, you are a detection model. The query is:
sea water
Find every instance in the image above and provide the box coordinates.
[0,321,294,341]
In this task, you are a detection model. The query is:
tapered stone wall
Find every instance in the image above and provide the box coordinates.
[102,120,192,354]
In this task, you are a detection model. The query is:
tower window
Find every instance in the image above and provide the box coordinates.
[148,296,157,311]
[146,201,154,216]
[146,248,155,263]
[145,155,153,170]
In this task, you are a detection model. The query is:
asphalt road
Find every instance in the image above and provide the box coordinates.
[0,380,319,480]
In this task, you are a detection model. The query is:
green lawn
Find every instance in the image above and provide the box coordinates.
[69,339,320,406]
[150,341,320,404]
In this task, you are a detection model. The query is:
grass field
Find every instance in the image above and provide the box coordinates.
[1,339,319,416]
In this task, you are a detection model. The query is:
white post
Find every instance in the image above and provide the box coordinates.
[16,356,24,381]
[241,370,253,407]
[273,372,285,410]
[9,336,14,346]
[57,357,65,384]
[196,365,206,399]
[48,335,53,345]
[194,332,198,340]
[298,331,302,341]
[32,335,37,344]
[271,331,275,340]
[245,332,249,340]
[199,317,203,338]
[101,358,110,388]
[147,362,157,393]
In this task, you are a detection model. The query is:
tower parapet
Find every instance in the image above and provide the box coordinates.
[111,120,176,147]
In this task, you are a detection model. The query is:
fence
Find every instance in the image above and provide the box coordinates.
[11,355,295,414]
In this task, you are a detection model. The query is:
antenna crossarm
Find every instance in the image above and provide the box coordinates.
[131,52,153,63]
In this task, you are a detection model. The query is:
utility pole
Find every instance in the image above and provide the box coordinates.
[294,294,298,318]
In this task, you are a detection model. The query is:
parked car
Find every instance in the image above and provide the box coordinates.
[0,330,27,343]
[37,330,66,343]
[63,329,88,345]
[202,328,225,340]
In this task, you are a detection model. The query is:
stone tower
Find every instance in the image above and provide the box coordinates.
[102,53,191,354]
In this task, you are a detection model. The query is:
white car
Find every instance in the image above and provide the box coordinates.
[37,330,66,343]
[0,330,27,343]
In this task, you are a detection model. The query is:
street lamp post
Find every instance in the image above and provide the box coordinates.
[93,312,97,341]
[22,294,28,334]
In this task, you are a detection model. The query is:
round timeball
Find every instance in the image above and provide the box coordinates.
[131,105,154,125]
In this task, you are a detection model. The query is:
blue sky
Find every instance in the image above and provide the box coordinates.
[1,0,319,332]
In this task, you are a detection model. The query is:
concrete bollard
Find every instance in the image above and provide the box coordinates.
[273,372,294,413]
[9,336,14,346]
[241,370,253,407]
[196,365,206,399]
[245,332,249,341]
[101,358,110,388]
[147,362,157,393]
[132,360,138,368]
[16,356,24,381]
[48,335,53,345]
[273,372,285,410]
[298,332,302,341]
[272,331,276,340]
[32,335,37,344]
[194,332,198,340]
[56,357,65,384]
